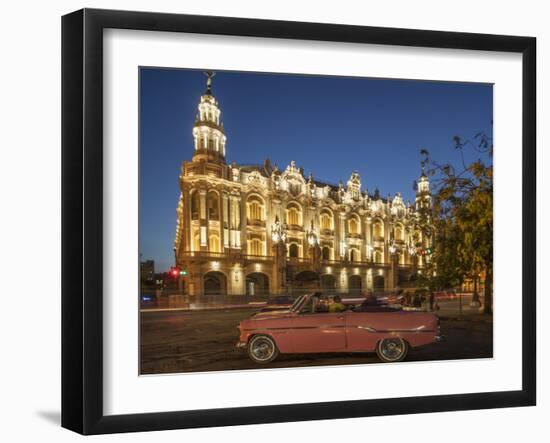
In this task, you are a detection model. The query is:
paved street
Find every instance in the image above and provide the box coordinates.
[140,307,493,375]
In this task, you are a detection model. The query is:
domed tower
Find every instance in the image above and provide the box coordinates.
[192,72,227,163]
[415,166,432,211]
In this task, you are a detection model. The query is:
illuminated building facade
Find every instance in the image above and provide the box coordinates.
[174,73,433,296]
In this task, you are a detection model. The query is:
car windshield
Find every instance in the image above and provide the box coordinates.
[290,294,306,312]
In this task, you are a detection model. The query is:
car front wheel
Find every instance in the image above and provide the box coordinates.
[247,335,279,364]
[376,337,408,363]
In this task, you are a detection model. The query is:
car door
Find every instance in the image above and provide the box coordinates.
[291,306,346,353]
[345,311,382,352]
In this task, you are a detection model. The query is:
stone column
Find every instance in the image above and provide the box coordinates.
[365,216,372,262]
[183,186,191,254]
[199,189,207,250]
[239,194,246,253]
[222,192,229,250]
[366,269,373,292]
[188,270,202,296]
[388,253,398,290]
[338,211,347,260]
[229,194,242,249]
[338,268,348,293]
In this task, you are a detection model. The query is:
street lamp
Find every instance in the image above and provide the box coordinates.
[306,220,318,247]
[271,216,287,243]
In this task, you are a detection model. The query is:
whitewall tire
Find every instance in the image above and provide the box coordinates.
[376,337,408,362]
[247,335,279,364]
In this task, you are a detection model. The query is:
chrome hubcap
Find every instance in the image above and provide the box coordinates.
[380,338,405,360]
[251,338,274,361]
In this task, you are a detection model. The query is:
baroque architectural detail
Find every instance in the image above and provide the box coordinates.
[174,74,433,296]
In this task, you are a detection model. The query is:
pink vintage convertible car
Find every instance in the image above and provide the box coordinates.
[237,293,442,364]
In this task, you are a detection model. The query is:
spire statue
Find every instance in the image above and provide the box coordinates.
[204,71,216,94]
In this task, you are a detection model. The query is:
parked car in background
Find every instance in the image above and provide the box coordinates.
[237,293,442,364]
[140,292,158,307]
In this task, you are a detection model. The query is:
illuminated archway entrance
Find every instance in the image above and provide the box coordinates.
[203,271,227,295]
[349,275,362,294]
[293,271,320,295]
[373,275,385,292]
[246,272,270,296]
[289,243,299,258]
[320,274,336,291]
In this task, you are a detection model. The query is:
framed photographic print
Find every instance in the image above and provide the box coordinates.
[61,8,536,435]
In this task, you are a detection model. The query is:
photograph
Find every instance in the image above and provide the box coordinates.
[139,68,494,375]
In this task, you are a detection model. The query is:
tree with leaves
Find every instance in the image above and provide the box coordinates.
[418,132,493,314]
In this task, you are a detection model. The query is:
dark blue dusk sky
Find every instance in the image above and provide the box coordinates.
[140,68,493,272]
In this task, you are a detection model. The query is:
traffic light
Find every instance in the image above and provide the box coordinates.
[416,247,433,256]
[169,267,180,277]
[179,269,187,276]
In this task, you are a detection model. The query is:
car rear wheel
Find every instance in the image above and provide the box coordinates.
[247,335,279,364]
[376,337,408,362]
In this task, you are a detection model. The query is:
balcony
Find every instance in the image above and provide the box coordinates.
[398,263,423,269]
[320,258,391,268]
[179,251,274,262]
[246,218,266,228]
[243,254,274,263]
[286,223,304,232]
[286,256,310,264]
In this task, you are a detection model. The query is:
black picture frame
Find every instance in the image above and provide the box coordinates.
[62,8,536,435]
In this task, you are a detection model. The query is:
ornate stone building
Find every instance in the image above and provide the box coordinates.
[174,73,432,296]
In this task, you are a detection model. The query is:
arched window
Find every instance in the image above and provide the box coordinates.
[373,250,383,263]
[373,221,384,239]
[209,233,220,253]
[395,225,404,241]
[349,216,360,234]
[288,243,299,258]
[286,203,302,226]
[320,211,333,230]
[207,192,219,220]
[349,248,360,262]
[191,192,200,220]
[248,238,264,256]
[247,196,265,222]
[322,246,331,261]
